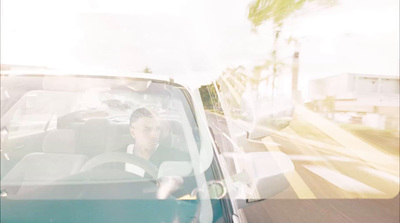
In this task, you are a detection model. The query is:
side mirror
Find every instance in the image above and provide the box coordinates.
[225,151,294,208]
[1,127,9,142]
[0,87,10,102]
[247,113,293,139]
[245,151,294,197]
[239,98,294,139]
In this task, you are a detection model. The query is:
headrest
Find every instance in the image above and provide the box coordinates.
[42,129,76,153]
[159,120,173,148]
[78,118,110,155]
[158,120,187,151]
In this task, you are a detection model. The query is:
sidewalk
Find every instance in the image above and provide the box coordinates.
[294,104,399,176]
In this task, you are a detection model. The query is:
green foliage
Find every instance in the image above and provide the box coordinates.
[323,96,335,112]
[199,83,220,110]
[249,0,307,26]
[222,66,247,83]
[248,0,335,98]
[248,0,336,27]
[143,66,152,73]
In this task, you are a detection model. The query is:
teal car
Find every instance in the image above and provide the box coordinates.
[1,71,294,222]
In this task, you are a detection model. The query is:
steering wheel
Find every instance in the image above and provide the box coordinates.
[80,152,159,179]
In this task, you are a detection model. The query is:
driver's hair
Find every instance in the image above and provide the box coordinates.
[129,107,158,125]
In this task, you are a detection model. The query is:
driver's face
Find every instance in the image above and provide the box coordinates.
[130,117,161,150]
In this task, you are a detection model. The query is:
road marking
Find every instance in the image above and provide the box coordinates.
[262,136,316,199]
[206,110,225,119]
[247,138,280,146]
[233,118,362,162]
[288,155,359,163]
[295,105,399,176]
[358,166,400,184]
[303,165,384,195]
[212,123,222,133]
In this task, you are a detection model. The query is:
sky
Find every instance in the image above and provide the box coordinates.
[1,0,399,87]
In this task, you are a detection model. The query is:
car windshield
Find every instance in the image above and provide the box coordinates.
[1,74,220,222]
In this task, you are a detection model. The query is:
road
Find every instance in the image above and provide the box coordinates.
[206,111,399,223]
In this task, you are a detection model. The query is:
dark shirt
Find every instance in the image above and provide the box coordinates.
[118,144,190,168]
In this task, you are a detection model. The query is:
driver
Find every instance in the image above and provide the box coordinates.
[114,107,192,199]
[128,107,161,160]
[123,107,189,177]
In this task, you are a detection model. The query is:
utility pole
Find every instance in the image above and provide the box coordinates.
[290,35,302,103]
[292,51,299,100]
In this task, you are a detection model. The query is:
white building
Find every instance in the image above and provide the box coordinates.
[308,73,399,130]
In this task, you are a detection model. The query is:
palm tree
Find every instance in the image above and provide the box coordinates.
[248,0,335,98]
[248,0,335,27]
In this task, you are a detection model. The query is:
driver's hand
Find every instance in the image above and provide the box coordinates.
[157,176,183,199]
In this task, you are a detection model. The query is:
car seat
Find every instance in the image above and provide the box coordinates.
[1,129,88,195]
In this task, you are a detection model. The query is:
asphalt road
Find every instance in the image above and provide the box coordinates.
[205,111,399,223]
